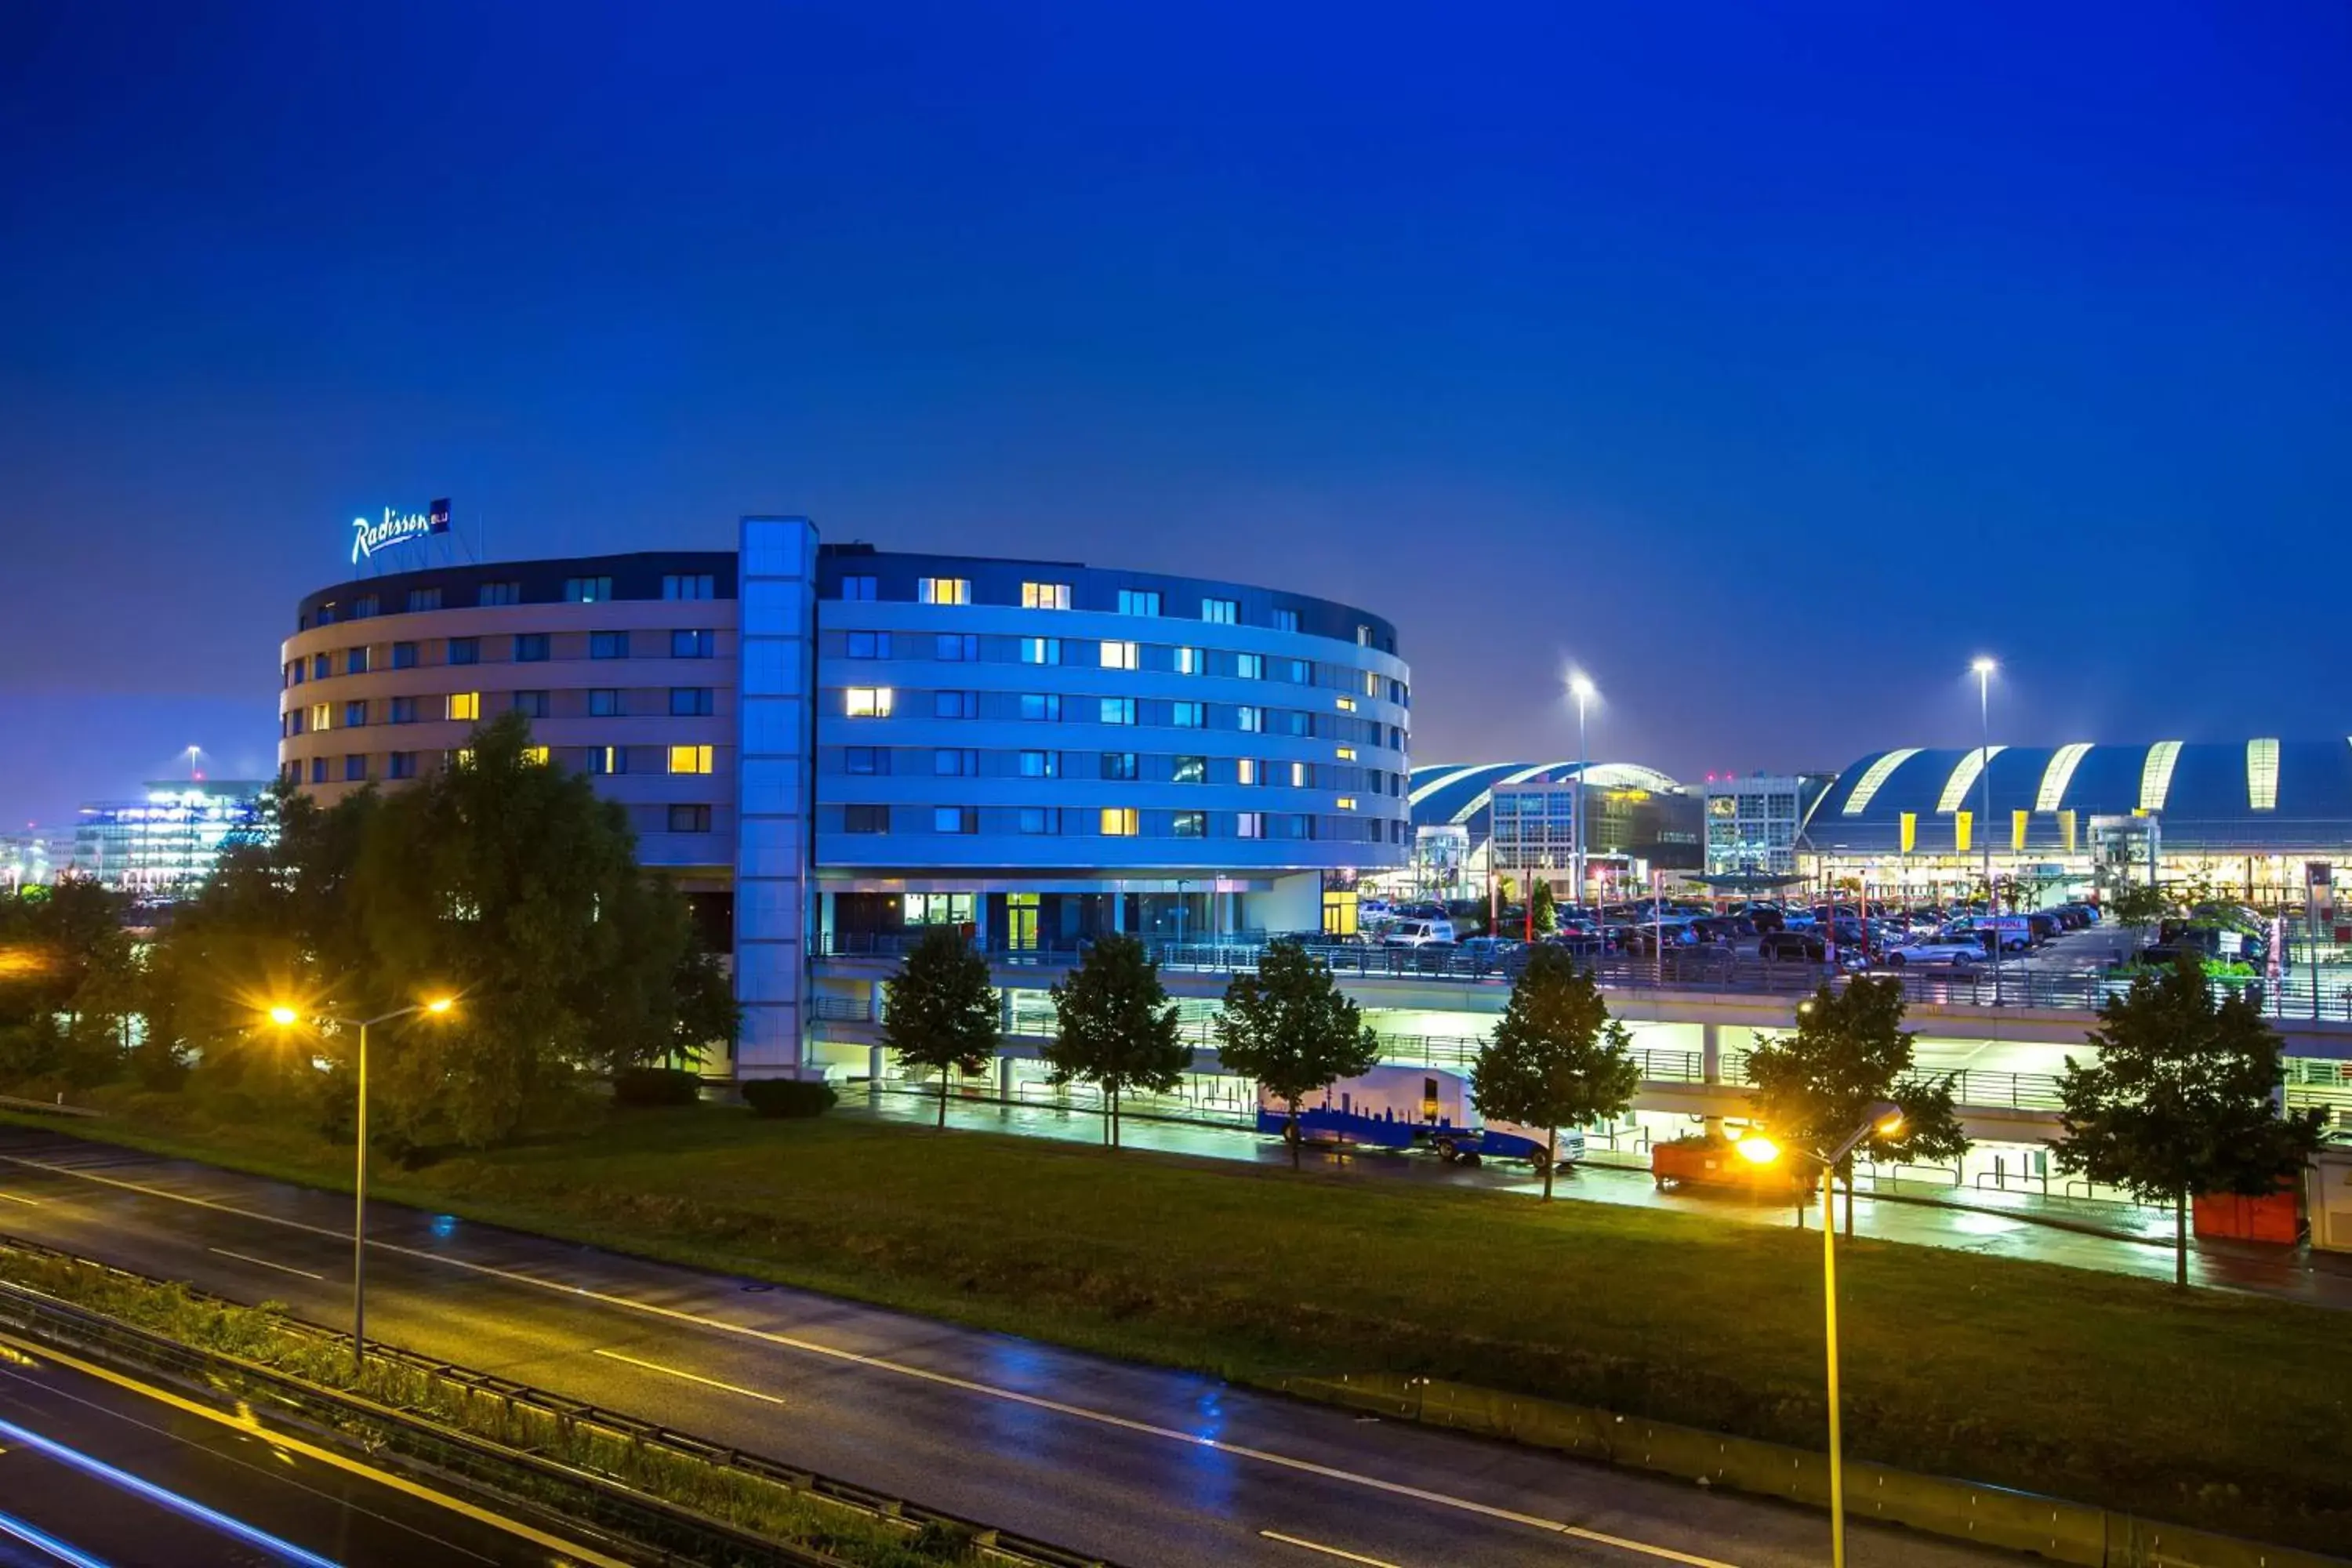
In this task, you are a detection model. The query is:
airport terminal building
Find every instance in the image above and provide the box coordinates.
[278,517,1414,1076]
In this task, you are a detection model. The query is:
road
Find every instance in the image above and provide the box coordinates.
[0,1314,610,1566]
[0,1125,2033,1568]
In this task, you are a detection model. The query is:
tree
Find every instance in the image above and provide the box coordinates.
[1530,878,1559,935]
[2107,880,2170,935]
[880,925,1000,1128]
[0,880,143,1091]
[1468,945,1639,1198]
[2056,954,2328,1287]
[1745,977,1971,1234]
[1214,941,1381,1167]
[1044,934,1188,1148]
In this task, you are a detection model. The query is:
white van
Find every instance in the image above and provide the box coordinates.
[1382,918,1457,948]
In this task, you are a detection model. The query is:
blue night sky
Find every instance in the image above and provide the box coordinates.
[3,2,2347,827]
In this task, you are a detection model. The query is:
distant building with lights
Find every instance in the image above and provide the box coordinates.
[1702,773,1836,884]
[1405,763,1700,900]
[71,781,272,900]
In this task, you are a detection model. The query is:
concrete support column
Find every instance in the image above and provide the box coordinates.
[731,514,818,1080]
[1112,892,1127,934]
[996,1054,1014,1101]
[867,1044,885,1085]
[1701,1022,1725,1138]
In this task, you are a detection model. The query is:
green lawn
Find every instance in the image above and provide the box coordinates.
[8,1090,2350,1552]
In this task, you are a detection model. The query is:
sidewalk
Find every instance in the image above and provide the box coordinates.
[850,1089,2352,1308]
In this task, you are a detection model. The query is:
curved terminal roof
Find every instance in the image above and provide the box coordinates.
[1806,740,2352,855]
[1408,761,1685,848]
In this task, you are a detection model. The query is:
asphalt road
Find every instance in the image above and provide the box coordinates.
[0,1317,602,1567]
[0,1125,2034,1568]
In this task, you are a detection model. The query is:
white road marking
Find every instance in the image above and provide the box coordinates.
[0,1192,42,1207]
[593,1347,789,1406]
[0,1148,1743,1567]
[1260,1529,1406,1566]
[206,1247,325,1282]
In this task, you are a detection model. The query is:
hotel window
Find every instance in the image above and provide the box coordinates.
[289,660,303,687]
[1337,797,1358,811]
[387,752,417,780]
[315,603,337,626]
[1102,751,1139,781]
[1174,646,1203,675]
[1117,589,1161,616]
[1172,700,1205,728]
[1022,581,1071,610]
[935,633,978,662]
[846,630,889,659]
[564,576,612,604]
[1272,608,1299,633]
[918,576,971,605]
[844,746,887,775]
[1018,692,1062,721]
[1336,696,1356,712]
[934,806,978,834]
[515,633,550,662]
[1100,807,1139,837]
[406,587,441,612]
[346,646,370,675]
[352,596,377,619]
[1019,750,1061,779]
[844,686,893,718]
[309,702,332,731]
[309,757,328,785]
[1363,670,1381,697]
[670,687,716,717]
[1100,640,1139,670]
[312,653,332,681]
[446,692,480,721]
[1172,810,1206,838]
[1289,814,1316,839]
[843,804,889,833]
[1356,624,1372,647]
[343,755,367,782]
[1203,597,1237,624]
[934,690,978,719]
[669,804,713,833]
[448,637,479,666]
[663,629,708,659]
[905,892,975,926]
[1335,746,1356,760]
[1173,755,1207,784]
[389,695,417,724]
[1100,697,1136,726]
[589,688,622,717]
[523,745,550,766]
[668,744,715,775]
[662,574,716,601]
[1237,705,1265,732]
[1236,811,1265,839]
[1236,758,1260,785]
[935,748,979,776]
[479,581,521,607]
[587,746,624,775]
[1290,761,1310,787]
[452,748,474,769]
[839,575,878,601]
[1236,652,1263,680]
[1020,637,1062,665]
[513,690,550,719]
[391,641,418,670]
[1018,806,1061,835]
[590,631,629,659]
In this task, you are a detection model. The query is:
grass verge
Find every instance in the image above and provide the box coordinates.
[6,1088,2350,1552]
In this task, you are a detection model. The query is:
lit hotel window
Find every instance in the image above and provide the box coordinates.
[1100,808,1138,837]
[1237,758,1260,785]
[1237,811,1265,838]
[1336,696,1356,712]
[1022,582,1070,610]
[447,692,480,722]
[1336,746,1356,760]
[1100,640,1138,670]
[309,702,332,731]
[1290,761,1309,787]
[1337,797,1357,811]
[1363,670,1381,697]
[1174,646,1202,675]
[668,744,715,775]
[918,577,970,605]
[845,687,894,718]
[524,746,550,766]
[588,746,624,775]
[1020,637,1062,665]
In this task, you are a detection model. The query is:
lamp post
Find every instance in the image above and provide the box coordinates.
[1971,658,1999,1003]
[1738,1103,1906,1568]
[1569,673,1596,910]
[267,996,456,1362]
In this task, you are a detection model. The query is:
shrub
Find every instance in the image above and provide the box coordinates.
[613,1066,704,1109]
[741,1079,837,1119]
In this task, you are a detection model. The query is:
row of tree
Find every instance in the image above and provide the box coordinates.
[880,925,2325,1284]
[0,715,738,1149]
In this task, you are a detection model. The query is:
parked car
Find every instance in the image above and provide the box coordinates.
[1384,918,1458,948]
[1457,935,1523,967]
[1879,938,1982,969]
[1758,931,1829,964]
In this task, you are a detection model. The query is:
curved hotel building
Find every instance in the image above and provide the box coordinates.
[280,517,1413,1076]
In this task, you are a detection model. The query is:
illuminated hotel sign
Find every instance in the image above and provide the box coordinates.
[350,499,451,564]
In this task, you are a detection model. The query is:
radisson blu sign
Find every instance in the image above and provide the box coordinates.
[350,499,452,564]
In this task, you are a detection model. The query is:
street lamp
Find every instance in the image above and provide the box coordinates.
[1970,658,1999,1003]
[266,995,456,1362]
[1568,673,1597,909]
[1739,1102,1906,1568]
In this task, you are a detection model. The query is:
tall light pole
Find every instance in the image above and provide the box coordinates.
[1972,658,1999,1002]
[1570,673,1596,909]
[268,996,456,1363]
[1738,1102,1906,1568]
